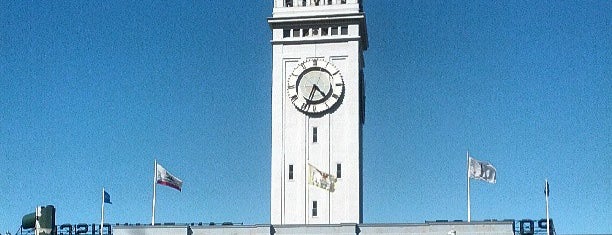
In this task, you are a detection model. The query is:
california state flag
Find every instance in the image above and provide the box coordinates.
[156,163,183,191]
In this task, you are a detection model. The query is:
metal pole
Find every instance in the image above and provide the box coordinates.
[546,179,550,235]
[152,159,157,225]
[467,150,471,222]
[101,188,104,235]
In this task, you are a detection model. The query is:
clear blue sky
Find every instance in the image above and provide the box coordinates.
[1,1,610,234]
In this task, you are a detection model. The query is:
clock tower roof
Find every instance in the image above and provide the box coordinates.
[272,0,363,18]
[268,0,368,50]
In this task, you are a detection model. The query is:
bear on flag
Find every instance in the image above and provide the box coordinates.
[156,163,183,191]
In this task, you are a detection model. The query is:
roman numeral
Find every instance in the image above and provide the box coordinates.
[290,95,298,102]
[300,63,306,69]
[288,85,295,89]
[301,102,310,111]
[335,83,343,86]
[332,94,340,99]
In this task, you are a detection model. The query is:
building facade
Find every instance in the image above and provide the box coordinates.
[113,221,516,235]
[268,0,368,225]
[17,2,558,235]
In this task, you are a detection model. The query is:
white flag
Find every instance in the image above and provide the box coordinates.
[308,164,337,192]
[468,157,496,183]
[156,163,183,191]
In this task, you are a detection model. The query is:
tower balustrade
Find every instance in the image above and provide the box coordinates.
[276,0,358,8]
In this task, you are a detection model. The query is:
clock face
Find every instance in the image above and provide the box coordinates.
[287,59,344,114]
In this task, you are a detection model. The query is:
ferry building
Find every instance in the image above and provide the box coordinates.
[118,1,549,233]
[19,1,553,235]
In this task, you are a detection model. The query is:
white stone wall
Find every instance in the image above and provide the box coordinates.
[358,222,514,235]
[191,225,271,235]
[113,225,187,235]
[112,222,515,235]
[269,12,366,224]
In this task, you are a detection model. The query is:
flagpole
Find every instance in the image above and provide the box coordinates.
[101,187,104,235]
[545,179,550,235]
[467,150,471,223]
[152,159,157,225]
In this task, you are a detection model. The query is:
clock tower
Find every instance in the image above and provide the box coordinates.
[268,0,367,224]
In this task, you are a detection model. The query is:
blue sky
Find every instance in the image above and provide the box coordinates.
[1,1,610,234]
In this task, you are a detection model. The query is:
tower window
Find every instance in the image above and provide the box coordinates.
[340,0,346,4]
[321,27,329,36]
[288,164,294,180]
[285,0,293,7]
[303,28,309,37]
[313,0,320,6]
[302,0,307,6]
[341,26,348,35]
[336,163,342,178]
[283,29,291,38]
[292,28,300,37]
[331,27,338,36]
[327,0,332,5]
[312,127,318,143]
[312,201,318,217]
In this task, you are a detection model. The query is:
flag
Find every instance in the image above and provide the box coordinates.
[545,180,550,197]
[103,190,112,204]
[468,157,496,183]
[308,164,336,192]
[156,163,183,191]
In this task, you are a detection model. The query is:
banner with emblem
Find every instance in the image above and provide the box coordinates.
[468,157,496,184]
[308,164,337,192]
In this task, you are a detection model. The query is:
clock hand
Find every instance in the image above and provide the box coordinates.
[313,85,326,97]
[308,86,317,100]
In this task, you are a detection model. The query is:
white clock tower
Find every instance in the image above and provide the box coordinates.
[268,0,367,224]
